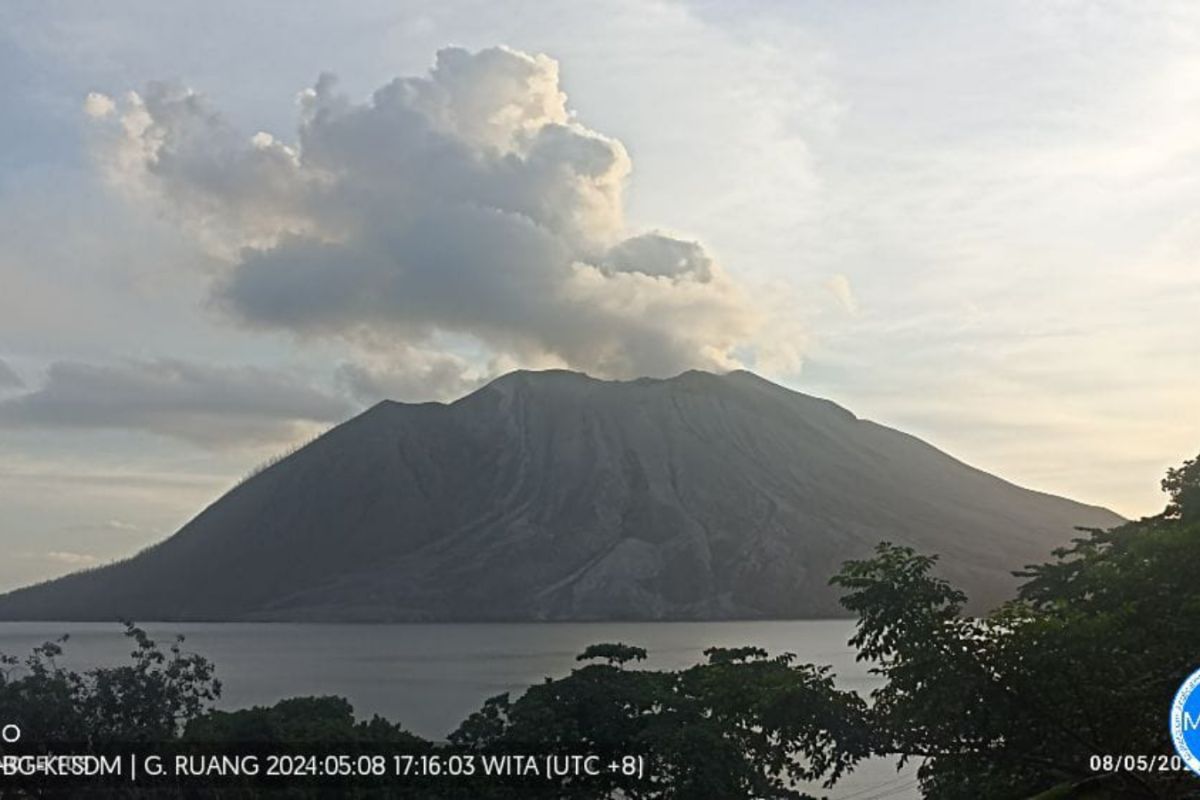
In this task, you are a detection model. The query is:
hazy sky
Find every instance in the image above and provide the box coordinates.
[2,1,1198,591]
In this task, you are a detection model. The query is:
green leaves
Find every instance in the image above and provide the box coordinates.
[1163,455,1200,522]
[828,454,1200,799]
[0,622,221,744]
[184,695,425,746]
[577,643,648,667]
[449,642,871,799]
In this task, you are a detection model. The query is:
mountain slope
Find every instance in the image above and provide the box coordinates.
[0,370,1123,621]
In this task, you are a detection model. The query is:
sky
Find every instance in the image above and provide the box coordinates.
[1,0,1198,591]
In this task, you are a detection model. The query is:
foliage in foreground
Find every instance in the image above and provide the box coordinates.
[448,643,871,798]
[0,631,869,799]
[830,454,1200,799]
[0,622,219,744]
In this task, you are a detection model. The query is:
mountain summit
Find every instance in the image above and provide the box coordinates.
[0,370,1122,621]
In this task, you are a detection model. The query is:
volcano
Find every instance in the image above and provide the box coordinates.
[0,370,1122,621]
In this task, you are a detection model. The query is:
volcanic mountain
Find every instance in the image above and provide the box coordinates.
[0,370,1122,621]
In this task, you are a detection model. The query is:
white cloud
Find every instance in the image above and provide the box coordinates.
[83,91,115,118]
[335,343,489,404]
[825,274,858,315]
[89,46,764,380]
[44,550,101,567]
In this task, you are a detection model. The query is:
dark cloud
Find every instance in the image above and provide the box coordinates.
[90,46,760,381]
[0,359,354,446]
[0,359,22,389]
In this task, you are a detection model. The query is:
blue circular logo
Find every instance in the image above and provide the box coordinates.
[1171,668,1200,776]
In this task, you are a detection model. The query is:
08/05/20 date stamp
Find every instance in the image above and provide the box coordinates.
[1088,754,1190,773]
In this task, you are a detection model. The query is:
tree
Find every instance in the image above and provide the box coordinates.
[184,695,425,746]
[2,626,870,799]
[0,621,220,744]
[576,643,647,667]
[831,452,1200,799]
[451,644,872,799]
[1162,454,1200,522]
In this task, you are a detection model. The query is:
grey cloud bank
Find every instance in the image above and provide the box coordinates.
[0,359,353,446]
[0,359,23,389]
[89,46,763,382]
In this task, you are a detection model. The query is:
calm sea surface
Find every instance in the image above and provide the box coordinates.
[0,620,920,798]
